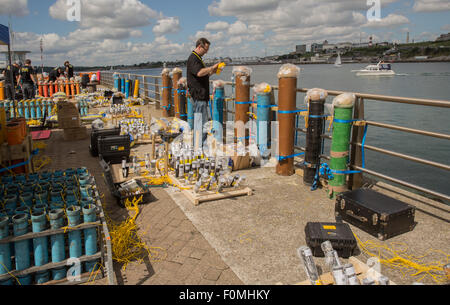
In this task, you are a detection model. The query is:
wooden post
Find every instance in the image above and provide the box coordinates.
[142,76,146,99]
[151,133,156,161]
[172,70,182,119]
[234,71,251,146]
[349,97,365,190]
[276,76,297,176]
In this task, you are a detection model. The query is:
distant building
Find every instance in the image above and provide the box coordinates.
[435,33,450,42]
[336,42,353,49]
[0,50,31,69]
[322,43,336,52]
[352,42,370,48]
[311,43,323,53]
[295,44,307,54]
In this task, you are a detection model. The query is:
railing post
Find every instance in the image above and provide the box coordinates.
[162,69,172,117]
[172,68,182,119]
[349,97,365,190]
[233,67,251,146]
[155,77,160,110]
[276,68,298,176]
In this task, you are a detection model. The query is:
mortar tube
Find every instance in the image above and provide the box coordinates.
[172,71,182,118]
[187,96,194,130]
[82,204,98,273]
[329,105,354,198]
[19,192,33,208]
[67,206,82,278]
[125,79,130,99]
[114,74,119,91]
[234,73,251,147]
[212,87,224,143]
[24,101,29,120]
[304,97,326,186]
[49,209,66,280]
[0,216,13,285]
[30,100,36,119]
[161,73,172,118]
[121,78,125,94]
[36,100,42,119]
[276,77,297,176]
[31,211,50,283]
[12,214,32,285]
[4,194,18,211]
[256,92,271,158]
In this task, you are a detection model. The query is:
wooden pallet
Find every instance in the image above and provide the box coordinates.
[295,256,396,285]
[168,173,253,206]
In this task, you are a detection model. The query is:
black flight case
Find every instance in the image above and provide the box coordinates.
[97,134,131,164]
[335,188,416,241]
[90,127,121,157]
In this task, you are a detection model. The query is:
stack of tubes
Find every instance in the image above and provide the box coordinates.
[0,168,100,285]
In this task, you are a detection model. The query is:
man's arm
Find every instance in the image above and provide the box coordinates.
[197,63,220,77]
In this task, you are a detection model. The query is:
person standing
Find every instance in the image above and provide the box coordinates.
[2,61,20,100]
[49,67,63,82]
[65,61,74,79]
[17,59,36,99]
[186,38,219,150]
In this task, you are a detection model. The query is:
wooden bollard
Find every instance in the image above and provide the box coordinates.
[161,69,172,117]
[276,64,300,176]
[49,81,54,97]
[172,68,182,119]
[233,67,251,146]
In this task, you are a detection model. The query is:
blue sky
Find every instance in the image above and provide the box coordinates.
[0,0,449,66]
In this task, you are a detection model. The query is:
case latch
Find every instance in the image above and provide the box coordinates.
[346,210,367,223]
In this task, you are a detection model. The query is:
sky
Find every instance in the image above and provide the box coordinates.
[0,0,449,67]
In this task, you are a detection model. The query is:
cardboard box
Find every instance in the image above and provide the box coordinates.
[231,154,251,171]
[58,101,81,129]
[63,126,88,141]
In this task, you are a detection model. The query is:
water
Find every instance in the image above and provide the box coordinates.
[115,62,450,198]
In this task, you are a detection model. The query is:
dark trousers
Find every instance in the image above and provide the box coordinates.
[4,83,15,100]
[22,82,35,99]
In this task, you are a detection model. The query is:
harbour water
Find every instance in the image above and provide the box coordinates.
[115,62,450,199]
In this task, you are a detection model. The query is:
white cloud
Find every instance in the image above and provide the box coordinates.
[0,0,29,16]
[209,0,279,16]
[205,21,229,31]
[363,14,410,28]
[413,0,450,12]
[441,24,450,32]
[153,17,181,36]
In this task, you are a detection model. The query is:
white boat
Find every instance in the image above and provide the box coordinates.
[334,53,342,67]
[353,61,395,76]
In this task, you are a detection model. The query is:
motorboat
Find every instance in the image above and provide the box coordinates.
[334,53,342,67]
[352,61,395,76]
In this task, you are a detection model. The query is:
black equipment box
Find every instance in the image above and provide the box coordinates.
[89,127,121,157]
[305,222,358,258]
[98,134,130,164]
[335,188,416,241]
[99,159,154,208]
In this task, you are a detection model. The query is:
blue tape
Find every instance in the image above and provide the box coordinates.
[0,149,39,174]
[309,114,329,118]
[257,104,275,109]
[277,152,305,161]
[235,101,253,105]
[278,109,307,114]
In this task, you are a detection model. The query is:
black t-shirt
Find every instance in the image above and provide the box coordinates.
[66,64,74,78]
[20,66,35,84]
[187,51,209,101]
[49,68,61,81]
[3,65,19,85]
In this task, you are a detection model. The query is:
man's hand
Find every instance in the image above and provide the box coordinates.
[209,63,220,76]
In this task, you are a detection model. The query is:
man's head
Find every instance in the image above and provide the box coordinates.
[13,61,20,67]
[25,59,31,66]
[64,61,70,66]
[195,38,210,56]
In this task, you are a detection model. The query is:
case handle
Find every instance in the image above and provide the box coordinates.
[346,210,368,223]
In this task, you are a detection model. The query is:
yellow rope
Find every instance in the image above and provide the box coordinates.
[354,233,449,284]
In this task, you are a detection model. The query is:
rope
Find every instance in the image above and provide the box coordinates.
[277,152,305,162]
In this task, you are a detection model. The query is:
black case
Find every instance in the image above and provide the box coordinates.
[90,127,121,157]
[98,134,130,164]
[335,188,416,241]
[305,222,358,258]
[99,159,154,208]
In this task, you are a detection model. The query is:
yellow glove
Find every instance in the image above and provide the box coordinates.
[216,62,226,75]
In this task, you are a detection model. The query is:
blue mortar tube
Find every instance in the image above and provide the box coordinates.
[80,198,94,207]
[12,214,32,285]
[82,204,98,273]
[28,173,39,182]
[15,174,27,183]
[78,174,91,187]
[34,190,48,206]
[125,79,130,99]
[24,101,30,120]
[18,101,24,117]
[19,192,34,208]
[49,209,66,280]
[65,188,78,207]
[256,92,271,158]
[79,185,92,200]
[212,87,224,142]
[76,167,88,176]
[1,175,14,184]
[30,100,36,119]
[4,195,17,211]
[121,78,125,94]
[52,170,64,178]
[20,182,34,194]
[0,216,13,285]
[65,168,76,176]
[31,211,49,283]
[67,206,82,278]
[114,74,119,90]
[47,101,52,117]
[36,100,42,119]
[39,171,52,180]
[14,206,30,219]
[32,205,48,215]
[9,101,15,119]
[187,96,194,131]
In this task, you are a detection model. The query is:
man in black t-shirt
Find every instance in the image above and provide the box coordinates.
[2,62,20,100]
[49,67,63,82]
[17,59,36,99]
[65,61,74,79]
[186,38,219,149]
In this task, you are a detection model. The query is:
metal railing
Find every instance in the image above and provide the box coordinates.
[97,70,450,202]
